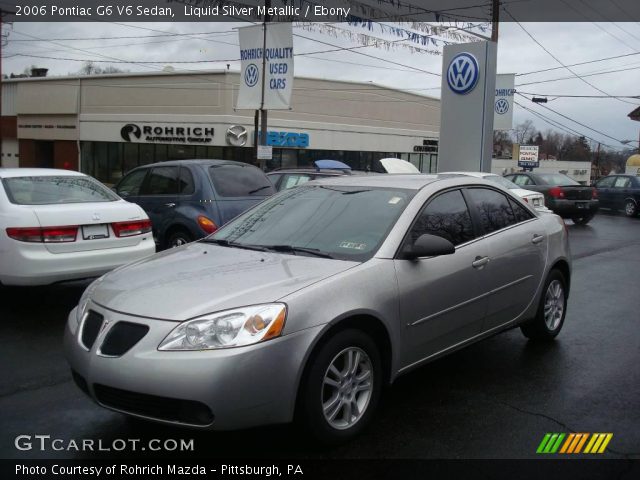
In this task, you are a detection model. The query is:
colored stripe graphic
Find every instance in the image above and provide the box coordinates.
[538,433,613,454]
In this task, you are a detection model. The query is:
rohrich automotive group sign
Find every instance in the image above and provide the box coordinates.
[120,123,215,144]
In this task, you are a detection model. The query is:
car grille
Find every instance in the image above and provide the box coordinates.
[93,384,214,426]
[81,310,104,350]
[100,322,149,357]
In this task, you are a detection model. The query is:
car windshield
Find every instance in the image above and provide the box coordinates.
[2,176,119,205]
[536,173,580,186]
[208,185,415,261]
[484,175,520,190]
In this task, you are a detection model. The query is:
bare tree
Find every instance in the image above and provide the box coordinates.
[513,120,535,145]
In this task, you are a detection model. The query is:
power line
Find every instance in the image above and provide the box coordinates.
[516,92,627,146]
[504,6,640,106]
[516,51,640,76]
[518,92,639,99]
[516,64,640,86]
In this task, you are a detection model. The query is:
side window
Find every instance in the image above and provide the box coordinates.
[409,190,475,246]
[595,176,615,188]
[177,167,195,195]
[508,197,534,223]
[282,174,312,190]
[513,175,532,186]
[141,166,178,195]
[116,169,147,196]
[467,188,517,234]
[613,177,631,188]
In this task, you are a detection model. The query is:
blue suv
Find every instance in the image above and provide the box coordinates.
[114,160,275,249]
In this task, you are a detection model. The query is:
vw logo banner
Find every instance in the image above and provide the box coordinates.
[237,23,294,110]
[447,52,480,95]
[493,73,516,131]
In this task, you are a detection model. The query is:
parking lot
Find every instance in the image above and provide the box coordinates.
[1,211,639,460]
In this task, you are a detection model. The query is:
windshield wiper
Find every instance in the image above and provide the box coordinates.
[265,245,335,259]
[201,239,269,252]
[248,185,272,194]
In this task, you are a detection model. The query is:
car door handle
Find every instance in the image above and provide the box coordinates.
[164,203,176,208]
[472,256,490,269]
[531,234,544,245]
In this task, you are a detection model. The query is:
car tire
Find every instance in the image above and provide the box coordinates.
[571,214,593,225]
[297,329,382,444]
[624,200,638,217]
[165,229,193,249]
[521,269,568,341]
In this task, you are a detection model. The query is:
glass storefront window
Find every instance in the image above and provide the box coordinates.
[123,143,139,175]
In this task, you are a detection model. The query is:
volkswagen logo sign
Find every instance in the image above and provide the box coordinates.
[447,53,480,95]
[244,64,259,87]
[495,98,510,114]
[226,125,248,147]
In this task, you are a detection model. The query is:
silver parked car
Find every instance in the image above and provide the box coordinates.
[64,175,571,443]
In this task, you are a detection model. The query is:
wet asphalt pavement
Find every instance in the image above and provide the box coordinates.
[1,211,639,460]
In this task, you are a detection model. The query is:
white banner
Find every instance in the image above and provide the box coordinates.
[237,23,294,110]
[493,73,516,131]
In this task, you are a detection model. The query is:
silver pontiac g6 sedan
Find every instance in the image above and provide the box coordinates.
[64,175,571,443]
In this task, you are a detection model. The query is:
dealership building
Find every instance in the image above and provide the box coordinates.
[0,70,441,184]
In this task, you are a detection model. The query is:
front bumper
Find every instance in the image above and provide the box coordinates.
[64,304,323,430]
[549,199,599,218]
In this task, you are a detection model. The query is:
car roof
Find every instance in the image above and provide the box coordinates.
[0,168,85,179]
[267,169,346,176]
[439,171,498,178]
[133,159,256,169]
[305,174,443,190]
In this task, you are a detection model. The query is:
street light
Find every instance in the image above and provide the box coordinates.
[621,139,640,153]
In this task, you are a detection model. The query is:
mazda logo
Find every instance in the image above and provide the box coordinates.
[120,124,141,142]
[226,125,248,147]
[244,64,259,87]
[447,53,480,95]
[495,98,510,114]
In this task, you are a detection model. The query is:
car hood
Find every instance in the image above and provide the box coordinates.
[91,242,358,321]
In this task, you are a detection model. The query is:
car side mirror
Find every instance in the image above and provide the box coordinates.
[402,234,455,260]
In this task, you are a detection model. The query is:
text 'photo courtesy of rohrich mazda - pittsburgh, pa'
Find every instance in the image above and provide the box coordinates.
[1,1,640,480]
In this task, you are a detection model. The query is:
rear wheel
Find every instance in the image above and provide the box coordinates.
[521,269,568,341]
[297,329,382,444]
[165,229,193,249]
[624,200,638,217]
[571,214,593,225]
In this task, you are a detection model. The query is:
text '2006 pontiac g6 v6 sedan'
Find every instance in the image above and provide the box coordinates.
[64,174,571,443]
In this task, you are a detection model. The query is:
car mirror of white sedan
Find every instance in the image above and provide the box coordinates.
[401,234,456,260]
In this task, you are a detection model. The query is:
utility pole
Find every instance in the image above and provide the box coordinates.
[491,0,500,42]
[258,0,271,170]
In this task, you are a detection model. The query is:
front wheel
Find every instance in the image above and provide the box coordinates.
[165,230,193,249]
[624,200,638,217]
[521,270,568,341]
[297,329,382,444]
[571,214,594,225]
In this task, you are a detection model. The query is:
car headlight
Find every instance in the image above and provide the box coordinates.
[158,304,287,351]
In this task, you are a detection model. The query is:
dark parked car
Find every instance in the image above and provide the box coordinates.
[505,172,599,225]
[114,160,275,248]
[267,160,355,191]
[593,174,640,217]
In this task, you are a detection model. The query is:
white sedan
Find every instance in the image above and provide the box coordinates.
[0,168,156,286]
[439,171,549,211]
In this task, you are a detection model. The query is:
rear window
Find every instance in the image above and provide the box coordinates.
[209,164,275,197]
[536,173,579,186]
[2,176,119,205]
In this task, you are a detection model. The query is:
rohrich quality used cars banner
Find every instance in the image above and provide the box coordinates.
[237,22,294,110]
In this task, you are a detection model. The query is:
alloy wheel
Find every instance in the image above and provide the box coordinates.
[321,347,373,430]
[544,279,565,331]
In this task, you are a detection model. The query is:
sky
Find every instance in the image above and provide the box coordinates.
[2,20,639,153]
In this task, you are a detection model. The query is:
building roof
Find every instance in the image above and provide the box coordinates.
[629,106,640,122]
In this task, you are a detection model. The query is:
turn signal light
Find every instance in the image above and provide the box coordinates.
[112,220,152,238]
[197,215,217,234]
[592,188,598,199]
[6,226,78,243]
[549,187,565,199]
